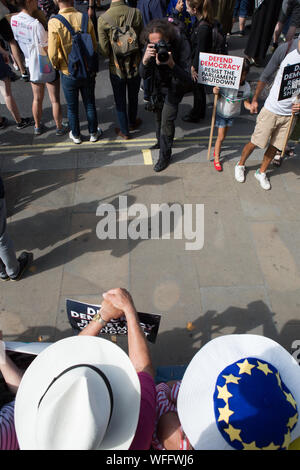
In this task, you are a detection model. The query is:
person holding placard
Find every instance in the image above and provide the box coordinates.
[13,287,156,450]
[212,59,251,171]
[235,36,300,190]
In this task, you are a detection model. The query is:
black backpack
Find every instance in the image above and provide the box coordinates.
[199,19,228,55]
[211,20,228,55]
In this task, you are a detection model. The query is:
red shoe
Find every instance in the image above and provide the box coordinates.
[214,160,223,171]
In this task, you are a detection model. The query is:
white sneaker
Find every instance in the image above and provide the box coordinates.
[90,128,103,142]
[254,169,271,190]
[235,164,245,183]
[69,130,82,144]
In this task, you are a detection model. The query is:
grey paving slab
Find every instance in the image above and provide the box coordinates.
[250,221,300,292]
[199,286,273,337]
[60,212,130,297]
[128,236,203,367]
[73,166,131,212]
[0,264,63,342]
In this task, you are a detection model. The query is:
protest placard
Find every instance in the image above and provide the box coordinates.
[66,299,161,343]
[198,53,244,160]
[278,63,300,101]
[198,53,244,90]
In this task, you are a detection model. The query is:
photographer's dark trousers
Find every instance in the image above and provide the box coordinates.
[155,98,179,163]
[110,73,141,136]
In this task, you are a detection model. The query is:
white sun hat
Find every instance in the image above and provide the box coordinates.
[14,336,141,450]
[177,334,300,450]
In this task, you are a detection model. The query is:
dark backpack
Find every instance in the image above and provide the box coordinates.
[54,13,98,79]
[211,20,228,55]
[101,7,140,78]
[102,8,139,58]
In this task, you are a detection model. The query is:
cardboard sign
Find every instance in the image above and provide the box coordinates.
[66,299,161,344]
[278,63,300,101]
[198,53,244,90]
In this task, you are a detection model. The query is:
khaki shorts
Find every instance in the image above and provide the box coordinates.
[251,107,291,151]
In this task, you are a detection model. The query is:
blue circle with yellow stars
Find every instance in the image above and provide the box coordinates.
[213,357,298,450]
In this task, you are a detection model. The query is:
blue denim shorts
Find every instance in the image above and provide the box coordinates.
[215,113,234,128]
[233,0,250,18]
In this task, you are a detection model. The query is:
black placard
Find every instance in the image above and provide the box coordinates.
[66,299,161,343]
[278,63,300,101]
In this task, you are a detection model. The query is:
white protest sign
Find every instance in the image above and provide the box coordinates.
[198,53,244,90]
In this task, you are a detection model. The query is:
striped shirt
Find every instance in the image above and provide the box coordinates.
[0,401,19,450]
[152,381,190,450]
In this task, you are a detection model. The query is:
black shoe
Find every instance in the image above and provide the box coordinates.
[0,117,8,130]
[150,142,160,150]
[21,71,29,82]
[0,271,9,281]
[236,30,245,37]
[16,117,33,130]
[154,157,170,172]
[10,251,33,281]
[182,114,202,123]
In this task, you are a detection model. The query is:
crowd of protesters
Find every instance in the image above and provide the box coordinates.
[1,0,300,452]
[0,0,299,180]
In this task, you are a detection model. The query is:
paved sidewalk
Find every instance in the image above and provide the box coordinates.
[1,14,300,370]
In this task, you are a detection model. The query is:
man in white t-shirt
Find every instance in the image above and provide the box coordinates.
[234,36,300,190]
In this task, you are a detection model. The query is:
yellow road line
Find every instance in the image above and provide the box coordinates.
[0,137,251,155]
[0,135,251,150]
[142,149,153,165]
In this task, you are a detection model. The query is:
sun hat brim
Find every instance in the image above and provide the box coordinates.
[177,334,300,450]
[15,336,141,450]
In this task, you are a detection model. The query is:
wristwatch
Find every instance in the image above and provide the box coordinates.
[92,312,108,326]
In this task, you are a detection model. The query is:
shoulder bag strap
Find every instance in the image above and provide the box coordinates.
[54,14,76,36]
[81,12,89,33]
[126,7,135,27]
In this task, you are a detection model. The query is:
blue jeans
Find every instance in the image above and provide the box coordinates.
[109,73,141,135]
[60,73,98,137]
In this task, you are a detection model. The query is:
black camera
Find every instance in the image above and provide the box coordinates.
[154,40,170,63]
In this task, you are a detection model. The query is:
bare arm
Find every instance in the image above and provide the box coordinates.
[250,81,266,113]
[102,289,155,378]
[0,335,23,395]
[243,99,252,111]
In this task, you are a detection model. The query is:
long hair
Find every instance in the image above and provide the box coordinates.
[187,0,214,24]
[140,18,179,45]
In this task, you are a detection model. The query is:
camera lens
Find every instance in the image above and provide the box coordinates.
[155,40,169,63]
